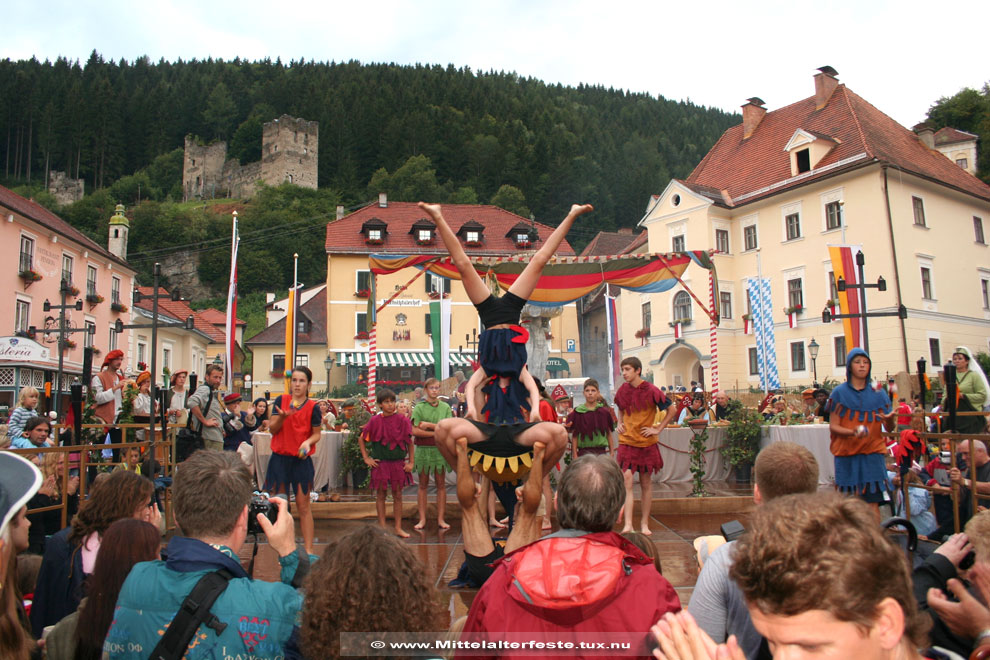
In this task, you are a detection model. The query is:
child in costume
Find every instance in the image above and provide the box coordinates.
[615,357,671,535]
[360,388,415,537]
[566,378,615,457]
[411,378,452,530]
[827,348,897,513]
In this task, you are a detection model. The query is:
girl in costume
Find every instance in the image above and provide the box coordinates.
[566,378,615,458]
[266,366,321,555]
[827,348,897,512]
[677,392,710,425]
[360,388,415,537]
[941,346,989,435]
[411,379,452,531]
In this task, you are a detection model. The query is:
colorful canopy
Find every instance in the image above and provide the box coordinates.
[369,251,719,323]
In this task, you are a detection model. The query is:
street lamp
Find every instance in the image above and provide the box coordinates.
[324,354,335,395]
[213,355,223,366]
[244,373,252,399]
[807,337,820,387]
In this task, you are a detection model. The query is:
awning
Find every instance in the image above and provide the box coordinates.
[336,351,477,368]
[546,357,571,372]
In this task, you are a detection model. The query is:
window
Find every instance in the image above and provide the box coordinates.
[825,201,842,230]
[272,354,286,375]
[745,288,753,314]
[424,312,431,334]
[785,213,801,240]
[84,321,95,349]
[744,225,758,251]
[425,272,451,294]
[356,270,371,293]
[791,342,807,371]
[719,291,732,319]
[715,229,729,254]
[982,278,989,310]
[15,299,30,333]
[957,158,968,169]
[672,235,685,252]
[796,149,811,173]
[108,325,118,350]
[912,196,927,227]
[87,266,97,296]
[356,312,368,334]
[19,236,34,272]
[296,354,309,368]
[929,338,941,366]
[111,277,121,304]
[466,230,480,243]
[516,232,530,244]
[641,302,651,332]
[834,336,846,367]
[417,229,432,242]
[921,267,933,299]
[748,348,759,376]
[828,271,838,302]
[162,346,171,369]
[787,278,804,309]
[62,254,73,285]
[368,228,382,241]
[673,291,692,321]
[975,217,986,244]
[137,341,146,365]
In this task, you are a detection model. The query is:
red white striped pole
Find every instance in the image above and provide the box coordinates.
[709,271,719,393]
[368,274,377,406]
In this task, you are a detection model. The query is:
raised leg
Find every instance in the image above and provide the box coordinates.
[515,422,568,470]
[507,204,593,300]
[434,417,487,468]
[418,202,491,304]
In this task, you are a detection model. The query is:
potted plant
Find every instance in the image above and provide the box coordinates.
[784,304,804,315]
[354,289,371,298]
[634,328,650,339]
[668,318,692,327]
[464,239,483,247]
[339,401,371,488]
[354,331,370,340]
[19,269,43,282]
[86,293,104,305]
[111,301,128,313]
[720,399,762,482]
[365,237,384,246]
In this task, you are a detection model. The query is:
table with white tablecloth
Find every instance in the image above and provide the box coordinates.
[651,427,731,482]
[760,424,834,485]
[252,431,346,491]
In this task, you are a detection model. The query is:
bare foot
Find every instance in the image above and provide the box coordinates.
[569,203,594,217]
[499,516,510,525]
[414,520,426,530]
[418,202,443,223]
[395,527,410,538]
[438,519,450,529]
[639,526,652,536]
[329,492,341,502]
[620,526,633,534]
[489,518,507,529]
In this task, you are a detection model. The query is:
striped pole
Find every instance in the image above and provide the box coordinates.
[709,271,719,393]
[367,273,377,406]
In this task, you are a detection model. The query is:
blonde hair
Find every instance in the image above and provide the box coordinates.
[965,510,990,563]
[18,386,39,407]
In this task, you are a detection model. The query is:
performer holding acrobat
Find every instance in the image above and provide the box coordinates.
[422,201,592,483]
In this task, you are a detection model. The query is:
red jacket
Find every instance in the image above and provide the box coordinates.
[460,531,680,659]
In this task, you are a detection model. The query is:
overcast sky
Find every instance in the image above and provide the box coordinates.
[4,0,988,128]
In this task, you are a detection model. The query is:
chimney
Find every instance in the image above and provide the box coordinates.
[741,97,766,139]
[378,192,387,208]
[336,205,345,220]
[913,122,935,149]
[814,66,839,109]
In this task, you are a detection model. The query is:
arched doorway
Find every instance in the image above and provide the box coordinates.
[657,343,705,390]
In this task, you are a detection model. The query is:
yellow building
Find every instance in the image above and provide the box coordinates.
[321,196,581,391]
[620,67,990,391]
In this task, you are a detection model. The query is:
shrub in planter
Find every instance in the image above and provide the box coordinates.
[720,399,763,481]
[339,403,371,488]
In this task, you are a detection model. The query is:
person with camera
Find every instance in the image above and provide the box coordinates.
[105,450,310,659]
[186,364,225,452]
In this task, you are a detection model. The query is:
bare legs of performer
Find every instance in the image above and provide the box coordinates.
[434,416,568,478]
[622,469,653,535]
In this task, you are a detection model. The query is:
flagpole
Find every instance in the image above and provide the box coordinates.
[292,253,299,369]
[225,210,239,389]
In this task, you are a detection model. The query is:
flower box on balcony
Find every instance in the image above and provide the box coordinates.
[111,302,128,313]
[62,339,77,350]
[86,293,104,305]
[365,238,384,246]
[91,347,102,356]
[270,370,286,379]
[634,328,650,339]
[741,313,751,321]
[463,240,483,248]
[515,240,532,249]
[784,305,804,315]
[354,331,370,340]
[19,269,42,282]
[416,238,434,246]
[668,318,693,328]
[354,289,371,299]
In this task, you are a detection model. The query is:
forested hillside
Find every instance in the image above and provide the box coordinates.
[927,83,990,183]
[0,53,739,295]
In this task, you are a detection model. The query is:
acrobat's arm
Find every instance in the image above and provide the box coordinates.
[520,366,542,422]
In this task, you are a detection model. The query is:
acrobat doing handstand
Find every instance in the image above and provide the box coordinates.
[419,202,592,482]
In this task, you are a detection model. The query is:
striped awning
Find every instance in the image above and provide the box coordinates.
[336,351,477,368]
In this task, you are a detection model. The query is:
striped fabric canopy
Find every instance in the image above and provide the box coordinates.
[337,351,477,368]
[370,251,719,322]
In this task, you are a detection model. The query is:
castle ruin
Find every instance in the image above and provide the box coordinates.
[48,170,85,205]
[182,115,318,201]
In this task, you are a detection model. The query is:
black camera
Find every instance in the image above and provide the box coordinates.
[247,492,278,535]
[221,411,238,436]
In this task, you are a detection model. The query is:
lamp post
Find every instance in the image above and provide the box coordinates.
[213,354,223,367]
[324,354,335,397]
[244,373,252,400]
[807,337,820,387]
[35,281,96,421]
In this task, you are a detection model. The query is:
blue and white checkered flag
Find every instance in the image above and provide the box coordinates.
[746,278,780,391]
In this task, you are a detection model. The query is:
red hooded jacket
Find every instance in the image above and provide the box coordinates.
[460,531,680,659]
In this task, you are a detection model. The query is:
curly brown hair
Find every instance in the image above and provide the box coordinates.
[68,471,153,549]
[300,526,446,659]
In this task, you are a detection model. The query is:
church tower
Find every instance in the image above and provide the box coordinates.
[108,204,129,260]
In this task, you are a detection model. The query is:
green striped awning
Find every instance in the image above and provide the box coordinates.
[546,357,570,372]
[336,351,477,368]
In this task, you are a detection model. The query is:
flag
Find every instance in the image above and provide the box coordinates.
[828,245,864,349]
[224,212,240,387]
[605,290,620,396]
[743,317,752,335]
[746,277,780,391]
[283,283,300,394]
[429,292,452,380]
[787,310,798,329]
[673,322,683,340]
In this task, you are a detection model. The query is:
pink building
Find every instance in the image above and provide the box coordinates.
[0,185,135,415]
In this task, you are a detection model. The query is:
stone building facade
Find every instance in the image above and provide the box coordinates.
[47,171,84,206]
[182,114,318,201]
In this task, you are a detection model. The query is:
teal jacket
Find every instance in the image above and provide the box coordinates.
[105,536,310,659]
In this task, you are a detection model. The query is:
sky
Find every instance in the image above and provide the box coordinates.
[4,0,988,128]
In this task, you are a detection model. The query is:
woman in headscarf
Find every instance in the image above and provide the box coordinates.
[941,346,989,434]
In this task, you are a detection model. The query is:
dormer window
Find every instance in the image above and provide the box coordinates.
[507,222,537,247]
[368,229,382,241]
[361,218,388,245]
[456,220,485,246]
[410,219,435,245]
[784,129,837,176]
[796,149,811,174]
[418,229,431,241]
[466,231,480,243]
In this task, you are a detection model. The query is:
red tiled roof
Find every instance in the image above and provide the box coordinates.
[579,231,643,257]
[0,184,131,268]
[134,287,225,342]
[621,232,649,254]
[197,308,246,326]
[325,202,575,255]
[934,127,978,146]
[687,85,990,205]
[246,287,327,345]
